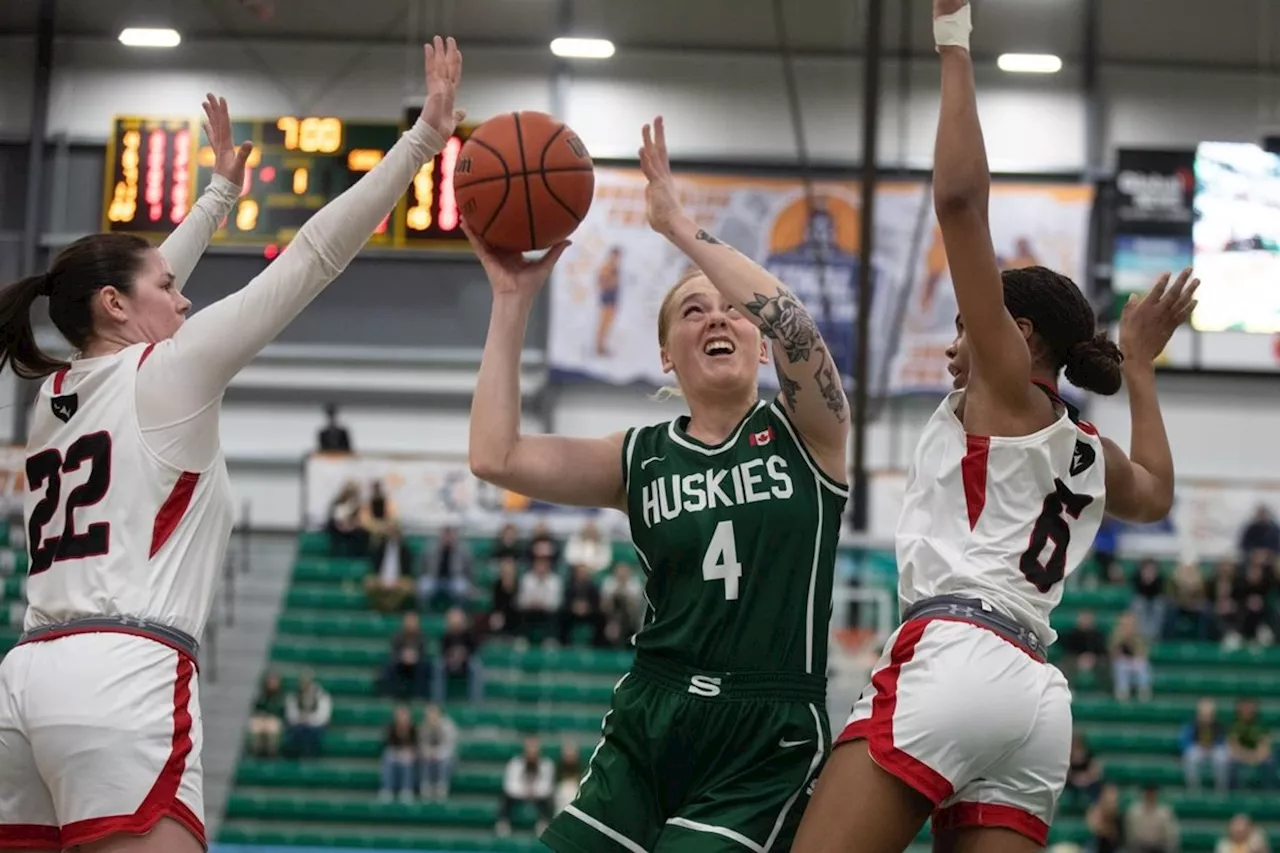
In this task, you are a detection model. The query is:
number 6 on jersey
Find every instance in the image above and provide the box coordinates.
[702,520,743,600]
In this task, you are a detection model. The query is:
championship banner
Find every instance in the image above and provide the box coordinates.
[547,168,929,396]
[887,183,1096,396]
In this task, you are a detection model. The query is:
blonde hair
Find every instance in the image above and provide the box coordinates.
[651,268,706,401]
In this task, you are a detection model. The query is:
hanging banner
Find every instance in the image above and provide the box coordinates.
[886,183,1096,396]
[1111,149,1195,310]
[546,168,929,396]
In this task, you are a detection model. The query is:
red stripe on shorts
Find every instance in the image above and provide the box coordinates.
[150,471,200,558]
[836,619,954,805]
[59,653,202,849]
[0,823,61,850]
[933,801,1050,846]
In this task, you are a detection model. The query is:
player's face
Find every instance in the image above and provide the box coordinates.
[660,276,766,394]
[945,315,970,390]
[124,249,192,342]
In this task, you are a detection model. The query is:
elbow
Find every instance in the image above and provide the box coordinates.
[468,453,504,484]
[933,189,987,221]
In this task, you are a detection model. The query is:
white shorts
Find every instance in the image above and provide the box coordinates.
[0,631,204,850]
[836,617,1070,846]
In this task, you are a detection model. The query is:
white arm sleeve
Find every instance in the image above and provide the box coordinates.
[136,119,445,471]
[157,175,241,292]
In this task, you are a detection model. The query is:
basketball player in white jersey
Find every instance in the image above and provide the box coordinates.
[791,4,1196,852]
[0,39,463,853]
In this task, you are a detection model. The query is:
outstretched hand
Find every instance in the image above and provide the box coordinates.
[421,35,465,139]
[202,94,253,190]
[638,117,685,237]
[461,219,570,300]
[1118,268,1199,365]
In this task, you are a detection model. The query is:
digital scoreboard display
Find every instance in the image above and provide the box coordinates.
[103,111,473,250]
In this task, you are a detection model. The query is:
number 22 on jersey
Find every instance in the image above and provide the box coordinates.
[702,520,743,600]
[26,431,113,576]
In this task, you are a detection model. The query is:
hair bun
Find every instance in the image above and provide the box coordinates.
[1064,333,1124,396]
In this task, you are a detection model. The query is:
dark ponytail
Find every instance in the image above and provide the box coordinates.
[1064,332,1124,396]
[0,233,151,379]
[0,273,66,379]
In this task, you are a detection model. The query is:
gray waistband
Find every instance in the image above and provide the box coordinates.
[19,616,200,660]
[901,595,1046,662]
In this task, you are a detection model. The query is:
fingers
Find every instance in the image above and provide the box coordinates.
[536,241,572,272]
[1147,271,1171,303]
[654,116,668,161]
[235,140,254,165]
[202,121,214,147]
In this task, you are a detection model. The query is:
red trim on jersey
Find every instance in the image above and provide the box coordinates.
[138,343,158,368]
[16,625,199,672]
[52,366,70,395]
[1031,378,1059,397]
[1076,419,1099,436]
[834,619,954,805]
[933,801,1049,846]
[0,823,60,850]
[150,472,200,558]
[58,654,201,850]
[960,435,990,530]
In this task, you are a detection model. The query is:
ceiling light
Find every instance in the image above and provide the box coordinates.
[551,37,615,59]
[997,53,1062,74]
[119,28,182,48]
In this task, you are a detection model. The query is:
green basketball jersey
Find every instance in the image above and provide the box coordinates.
[621,398,849,677]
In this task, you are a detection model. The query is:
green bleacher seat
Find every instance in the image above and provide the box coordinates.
[1,576,23,600]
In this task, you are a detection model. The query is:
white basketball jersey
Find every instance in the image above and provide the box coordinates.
[21,343,234,638]
[896,386,1106,644]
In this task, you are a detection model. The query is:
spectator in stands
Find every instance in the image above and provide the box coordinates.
[1241,505,1280,557]
[419,703,458,801]
[601,562,645,648]
[496,736,555,838]
[418,526,474,610]
[1085,783,1123,853]
[1065,732,1104,803]
[433,606,483,702]
[378,705,419,804]
[326,481,369,557]
[362,479,399,543]
[1231,552,1276,650]
[285,669,331,758]
[1060,609,1108,687]
[491,522,524,565]
[1216,814,1270,853]
[248,670,286,758]
[1131,559,1168,640]
[1093,516,1122,586]
[565,519,611,575]
[1181,697,1231,792]
[517,555,564,645]
[1166,559,1212,640]
[1213,558,1242,645]
[527,520,561,566]
[1109,611,1153,703]
[560,563,604,647]
[1124,784,1180,853]
[364,522,415,612]
[554,738,583,814]
[1228,698,1275,789]
[489,556,521,636]
[381,611,430,699]
[317,401,352,453]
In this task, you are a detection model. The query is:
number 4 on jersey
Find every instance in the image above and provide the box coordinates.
[702,520,743,600]
[1020,478,1094,593]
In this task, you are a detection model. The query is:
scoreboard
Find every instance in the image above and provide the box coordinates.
[103,110,472,250]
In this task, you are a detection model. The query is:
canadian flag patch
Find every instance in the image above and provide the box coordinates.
[749,427,775,447]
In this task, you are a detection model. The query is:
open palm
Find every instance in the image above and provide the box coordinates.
[202,94,253,190]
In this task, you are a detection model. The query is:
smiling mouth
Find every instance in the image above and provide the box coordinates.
[703,337,736,357]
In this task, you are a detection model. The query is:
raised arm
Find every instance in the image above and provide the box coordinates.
[637,117,849,480]
[136,38,463,470]
[157,95,252,291]
[1101,269,1198,523]
[931,0,1034,409]
[463,224,627,511]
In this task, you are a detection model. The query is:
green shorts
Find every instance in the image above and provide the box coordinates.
[542,653,829,853]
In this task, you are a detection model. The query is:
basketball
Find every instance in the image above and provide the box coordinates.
[454,111,595,252]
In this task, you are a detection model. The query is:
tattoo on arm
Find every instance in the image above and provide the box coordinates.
[774,360,801,413]
[744,288,820,363]
[813,349,847,422]
[694,229,723,245]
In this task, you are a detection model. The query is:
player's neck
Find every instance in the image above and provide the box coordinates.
[683,391,759,445]
[78,331,137,360]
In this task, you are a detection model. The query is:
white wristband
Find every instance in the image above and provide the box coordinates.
[934,4,972,52]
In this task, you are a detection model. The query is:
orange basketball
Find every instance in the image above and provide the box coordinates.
[454,111,595,252]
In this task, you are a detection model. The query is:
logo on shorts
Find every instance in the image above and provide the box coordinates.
[687,674,723,698]
[778,738,812,749]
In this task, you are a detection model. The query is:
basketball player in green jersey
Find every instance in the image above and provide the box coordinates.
[465,115,850,853]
